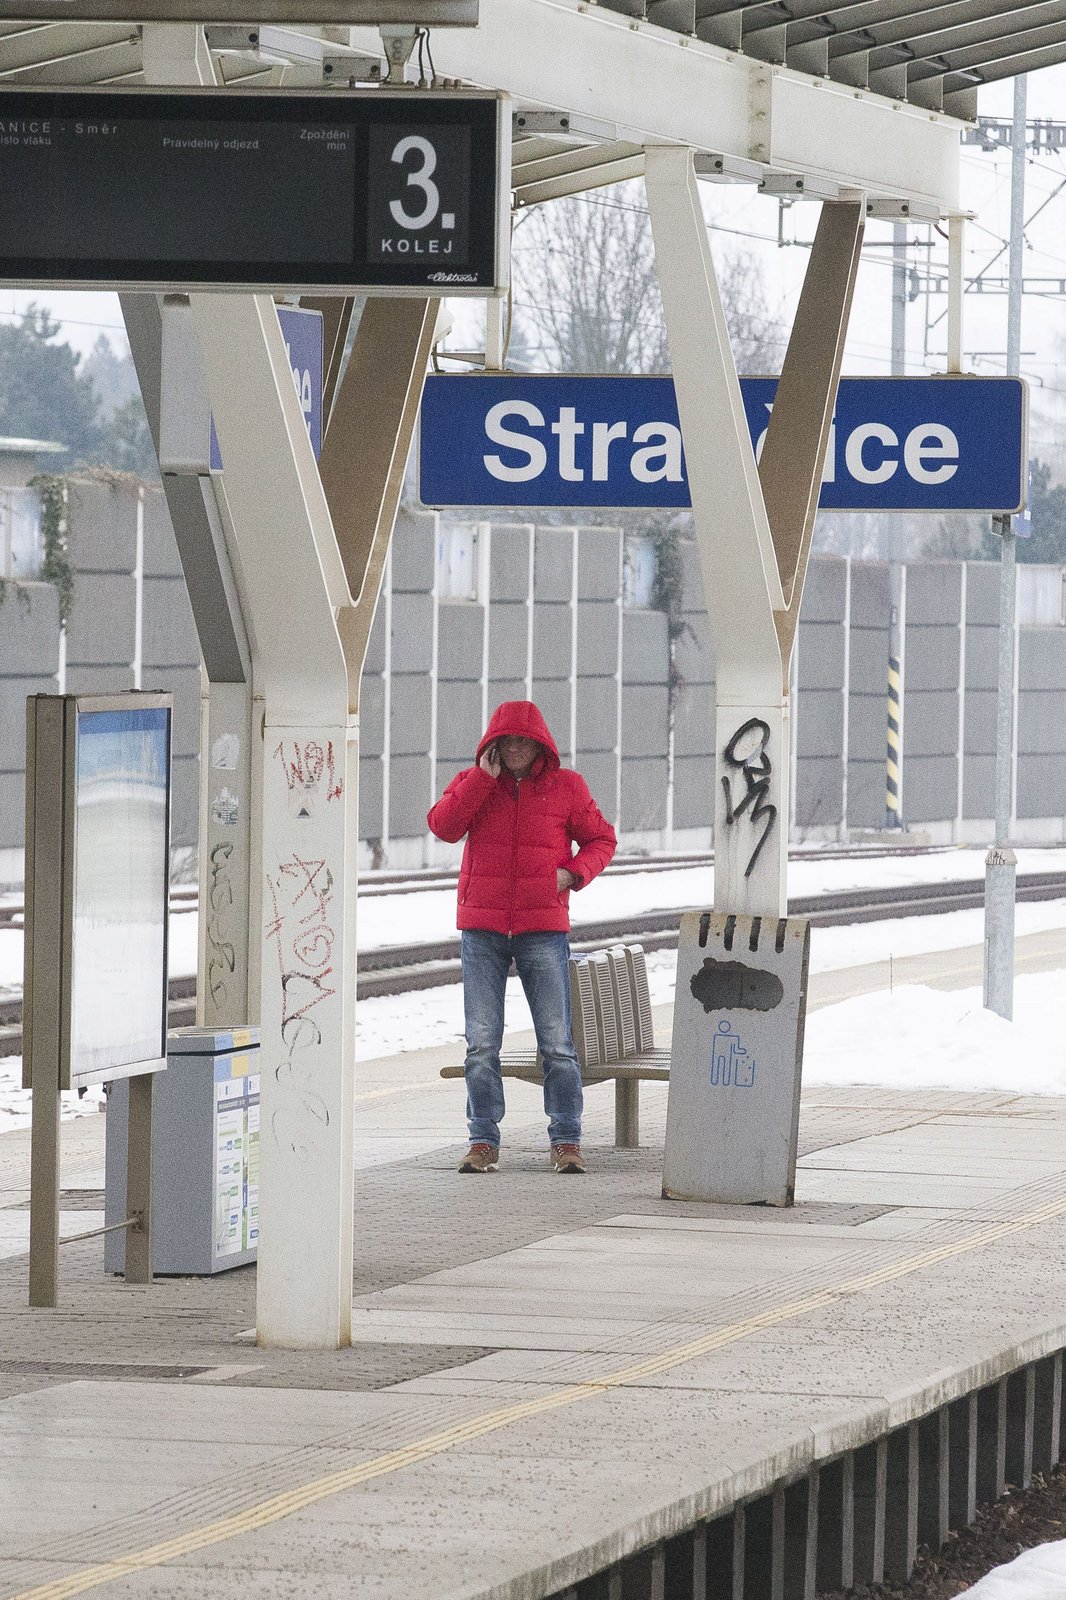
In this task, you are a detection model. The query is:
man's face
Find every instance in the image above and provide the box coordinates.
[498,735,539,775]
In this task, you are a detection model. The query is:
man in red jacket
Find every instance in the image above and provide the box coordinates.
[428,701,617,1174]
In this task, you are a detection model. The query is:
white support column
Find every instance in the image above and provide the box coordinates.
[947,216,965,374]
[132,486,144,691]
[479,520,491,734]
[789,624,800,842]
[191,293,355,1350]
[651,149,862,1208]
[427,515,441,868]
[569,526,579,768]
[645,145,787,916]
[128,20,260,1031]
[956,562,968,838]
[381,541,394,856]
[841,556,852,843]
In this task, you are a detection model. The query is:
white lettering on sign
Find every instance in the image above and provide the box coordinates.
[481,397,961,493]
[903,423,960,485]
[757,406,961,492]
[483,404,684,486]
[484,401,548,482]
[551,407,584,482]
[285,341,313,421]
[845,422,899,485]
[631,421,683,483]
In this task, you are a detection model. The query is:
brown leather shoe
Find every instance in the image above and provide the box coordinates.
[458,1142,499,1173]
[551,1143,587,1174]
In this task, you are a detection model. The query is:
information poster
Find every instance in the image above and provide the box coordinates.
[213,1057,260,1259]
[69,703,170,1085]
[245,1076,260,1252]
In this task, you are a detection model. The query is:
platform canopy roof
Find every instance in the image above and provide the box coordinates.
[0,2,1062,214]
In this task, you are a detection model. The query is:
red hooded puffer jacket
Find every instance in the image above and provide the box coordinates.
[427,701,617,934]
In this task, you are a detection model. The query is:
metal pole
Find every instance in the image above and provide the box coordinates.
[886,222,906,830]
[123,1072,154,1283]
[28,1036,60,1308]
[26,696,65,1309]
[984,75,1026,1020]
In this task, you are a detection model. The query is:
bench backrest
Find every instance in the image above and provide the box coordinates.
[569,957,604,1070]
[625,945,655,1053]
[568,942,654,1067]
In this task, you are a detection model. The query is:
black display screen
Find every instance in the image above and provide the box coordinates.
[0,89,504,292]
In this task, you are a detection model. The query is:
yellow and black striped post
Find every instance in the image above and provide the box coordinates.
[885,654,902,828]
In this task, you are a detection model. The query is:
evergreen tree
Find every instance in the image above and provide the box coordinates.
[0,304,103,463]
[0,306,158,477]
[1018,459,1066,563]
[920,459,1066,563]
[102,394,158,478]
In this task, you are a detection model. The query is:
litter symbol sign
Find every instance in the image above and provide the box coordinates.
[664,910,811,1206]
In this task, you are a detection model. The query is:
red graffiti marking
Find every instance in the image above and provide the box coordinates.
[273,740,343,801]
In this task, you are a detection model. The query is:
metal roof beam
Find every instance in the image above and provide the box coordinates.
[0,19,132,71]
[0,28,138,80]
[0,0,478,18]
[821,1,1064,56]
[360,0,961,209]
[913,16,1066,79]
[945,34,1066,94]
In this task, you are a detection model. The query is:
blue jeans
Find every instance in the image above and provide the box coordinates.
[461,930,583,1148]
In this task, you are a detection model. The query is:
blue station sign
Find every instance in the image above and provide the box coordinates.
[419,374,1028,514]
[210,304,324,470]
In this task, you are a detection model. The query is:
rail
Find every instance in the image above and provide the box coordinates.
[0,841,944,924]
[2,869,1064,1055]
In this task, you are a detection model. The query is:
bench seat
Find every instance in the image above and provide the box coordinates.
[439,944,670,1146]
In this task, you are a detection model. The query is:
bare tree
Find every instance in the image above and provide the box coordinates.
[506,184,785,834]
[510,183,784,376]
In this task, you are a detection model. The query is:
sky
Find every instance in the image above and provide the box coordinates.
[8,62,1066,465]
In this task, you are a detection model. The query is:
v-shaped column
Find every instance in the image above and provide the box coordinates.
[187,292,434,1348]
[645,147,863,917]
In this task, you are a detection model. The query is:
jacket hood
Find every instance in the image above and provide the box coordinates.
[476,701,560,773]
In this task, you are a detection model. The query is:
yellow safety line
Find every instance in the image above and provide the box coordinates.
[11,1192,1066,1600]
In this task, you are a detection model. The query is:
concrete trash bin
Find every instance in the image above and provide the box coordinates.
[104,1026,260,1275]
[662,911,810,1206]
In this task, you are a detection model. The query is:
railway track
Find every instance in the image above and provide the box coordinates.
[0,841,942,925]
[353,870,1066,996]
[2,869,1064,1056]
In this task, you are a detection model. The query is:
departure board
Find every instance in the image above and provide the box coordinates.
[0,89,508,293]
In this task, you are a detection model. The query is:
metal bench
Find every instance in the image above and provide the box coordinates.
[439,943,669,1148]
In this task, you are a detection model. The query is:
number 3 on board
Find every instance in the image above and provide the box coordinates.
[389,135,440,230]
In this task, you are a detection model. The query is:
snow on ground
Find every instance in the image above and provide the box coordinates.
[804,973,1066,1096]
[7,952,1063,1130]
[2,846,1065,993]
[354,846,1066,954]
[965,1541,1066,1598]
[3,855,1066,1129]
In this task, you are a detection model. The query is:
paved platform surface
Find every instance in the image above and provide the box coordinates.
[2,986,1066,1599]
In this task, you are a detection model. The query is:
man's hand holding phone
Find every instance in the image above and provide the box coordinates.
[479,742,502,778]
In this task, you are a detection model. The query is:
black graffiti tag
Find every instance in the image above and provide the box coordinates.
[206,841,237,1009]
[264,853,337,1160]
[721,718,778,879]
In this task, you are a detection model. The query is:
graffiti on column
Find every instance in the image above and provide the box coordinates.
[273,740,344,816]
[265,745,345,1159]
[721,717,777,879]
[206,840,236,1010]
[265,851,336,1159]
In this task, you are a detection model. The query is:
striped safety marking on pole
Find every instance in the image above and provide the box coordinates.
[886,654,902,825]
[10,1191,1066,1600]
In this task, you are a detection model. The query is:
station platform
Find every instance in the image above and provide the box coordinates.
[2,998,1066,1600]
